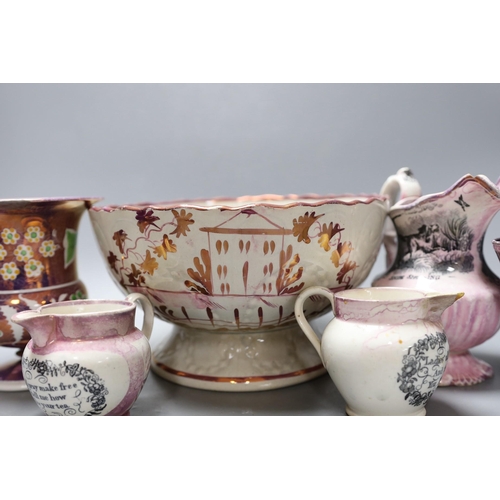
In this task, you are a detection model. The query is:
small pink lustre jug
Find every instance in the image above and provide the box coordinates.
[12,293,153,416]
[295,286,462,416]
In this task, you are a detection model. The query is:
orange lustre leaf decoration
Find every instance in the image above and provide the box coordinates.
[337,259,358,285]
[170,209,195,238]
[135,209,160,234]
[185,248,213,295]
[331,241,353,267]
[141,249,159,275]
[107,251,119,272]
[126,263,145,287]
[318,222,344,251]
[276,244,304,295]
[113,230,129,254]
[292,211,323,244]
[154,235,177,260]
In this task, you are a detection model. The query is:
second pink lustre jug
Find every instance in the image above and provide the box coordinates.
[375,170,500,386]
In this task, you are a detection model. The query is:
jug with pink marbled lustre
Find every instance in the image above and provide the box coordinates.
[295,286,462,416]
[11,293,153,415]
[374,172,500,386]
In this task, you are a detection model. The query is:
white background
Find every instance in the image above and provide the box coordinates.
[2,1,500,497]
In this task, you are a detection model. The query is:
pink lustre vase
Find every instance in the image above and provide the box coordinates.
[373,172,500,386]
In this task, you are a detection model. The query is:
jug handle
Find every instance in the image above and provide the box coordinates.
[379,168,422,269]
[294,286,335,366]
[126,293,154,341]
[379,167,421,208]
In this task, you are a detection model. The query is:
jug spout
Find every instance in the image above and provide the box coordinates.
[11,310,55,348]
[426,292,464,321]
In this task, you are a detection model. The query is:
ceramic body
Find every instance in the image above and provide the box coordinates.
[0,198,99,391]
[373,173,500,386]
[89,193,388,391]
[11,293,153,416]
[295,286,461,416]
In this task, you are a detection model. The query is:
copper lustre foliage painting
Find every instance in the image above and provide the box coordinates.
[93,200,373,332]
[107,207,359,299]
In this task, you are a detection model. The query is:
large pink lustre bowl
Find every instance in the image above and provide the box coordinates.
[89,193,388,391]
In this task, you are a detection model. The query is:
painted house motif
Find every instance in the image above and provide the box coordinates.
[199,209,295,297]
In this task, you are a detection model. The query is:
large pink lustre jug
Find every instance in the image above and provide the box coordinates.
[374,170,500,386]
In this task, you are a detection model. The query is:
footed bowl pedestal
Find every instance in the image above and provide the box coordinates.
[151,321,327,392]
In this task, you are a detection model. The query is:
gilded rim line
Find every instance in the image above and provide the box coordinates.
[153,361,325,383]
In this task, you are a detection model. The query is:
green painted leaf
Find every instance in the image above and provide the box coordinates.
[64,229,77,268]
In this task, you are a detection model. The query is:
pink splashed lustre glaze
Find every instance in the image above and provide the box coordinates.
[295,286,462,416]
[89,193,389,392]
[373,173,500,386]
[11,293,153,416]
[0,197,100,392]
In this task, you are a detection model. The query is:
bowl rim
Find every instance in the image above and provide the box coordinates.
[90,193,389,212]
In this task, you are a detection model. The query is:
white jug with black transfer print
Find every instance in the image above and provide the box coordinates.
[295,286,462,416]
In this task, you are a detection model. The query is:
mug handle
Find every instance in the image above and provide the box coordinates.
[379,168,422,269]
[294,286,335,366]
[126,293,154,340]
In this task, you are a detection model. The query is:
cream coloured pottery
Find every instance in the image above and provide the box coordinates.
[295,286,462,416]
[12,293,153,416]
